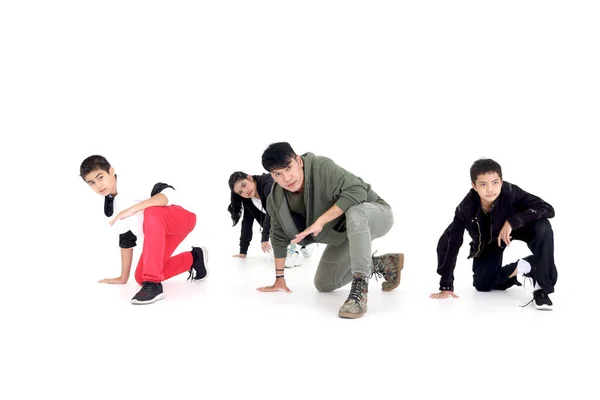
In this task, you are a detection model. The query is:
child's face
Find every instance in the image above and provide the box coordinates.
[472,172,502,204]
[233,176,258,199]
[84,167,117,196]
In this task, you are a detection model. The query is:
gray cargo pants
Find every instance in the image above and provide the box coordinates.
[314,202,394,292]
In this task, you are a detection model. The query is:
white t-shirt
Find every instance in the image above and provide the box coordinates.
[105,175,180,245]
[251,196,265,214]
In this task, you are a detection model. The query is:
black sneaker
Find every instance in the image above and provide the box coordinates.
[131,282,164,305]
[187,246,209,281]
[521,288,553,310]
[533,289,553,310]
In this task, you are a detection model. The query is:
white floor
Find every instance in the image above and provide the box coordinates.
[4,237,596,400]
[3,1,599,398]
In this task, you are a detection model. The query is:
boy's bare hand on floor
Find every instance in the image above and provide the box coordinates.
[99,276,128,284]
[430,290,459,299]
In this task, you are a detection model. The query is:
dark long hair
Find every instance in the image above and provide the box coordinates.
[228,171,250,226]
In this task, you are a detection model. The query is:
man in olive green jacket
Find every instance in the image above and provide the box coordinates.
[257,142,404,318]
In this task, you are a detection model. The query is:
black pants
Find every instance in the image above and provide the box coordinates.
[472,219,558,294]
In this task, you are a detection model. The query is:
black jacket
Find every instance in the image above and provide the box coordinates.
[436,181,555,291]
[239,174,274,254]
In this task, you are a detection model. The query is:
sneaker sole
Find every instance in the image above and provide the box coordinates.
[131,293,165,305]
[534,304,553,311]
[382,253,404,292]
[194,246,209,282]
[338,310,366,318]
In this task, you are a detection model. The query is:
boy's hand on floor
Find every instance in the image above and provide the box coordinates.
[429,290,459,299]
[99,276,128,284]
[233,254,247,258]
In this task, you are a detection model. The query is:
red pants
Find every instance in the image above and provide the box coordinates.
[134,205,197,284]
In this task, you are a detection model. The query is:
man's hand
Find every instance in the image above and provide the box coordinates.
[291,220,324,245]
[233,254,247,259]
[430,290,459,299]
[109,207,138,226]
[257,278,291,293]
[498,221,513,247]
[261,242,272,253]
[99,276,128,284]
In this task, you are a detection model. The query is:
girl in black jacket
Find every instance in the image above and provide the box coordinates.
[228,172,274,258]
[228,171,313,264]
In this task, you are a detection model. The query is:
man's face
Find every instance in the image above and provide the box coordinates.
[270,156,304,193]
[84,167,117,196]
[472,172,502,204]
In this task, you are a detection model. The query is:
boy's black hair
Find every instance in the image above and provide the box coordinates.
[80,155,111,180]
[261,142,297,172]
[227,171,249,226]
[470,158,502,184]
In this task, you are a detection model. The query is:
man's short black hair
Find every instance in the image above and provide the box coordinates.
[261,142,297,172]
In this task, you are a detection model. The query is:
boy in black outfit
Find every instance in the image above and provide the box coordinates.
[430,158,557,310]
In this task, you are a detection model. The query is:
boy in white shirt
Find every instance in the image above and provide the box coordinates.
[80,155,209,305]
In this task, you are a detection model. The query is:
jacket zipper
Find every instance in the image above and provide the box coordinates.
[473,217,482,258]
[488,211,493,244]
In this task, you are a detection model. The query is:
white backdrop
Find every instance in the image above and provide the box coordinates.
[1,1,598,399]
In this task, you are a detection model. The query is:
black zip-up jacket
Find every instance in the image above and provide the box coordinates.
[436,181,555,291]
[239,174,274,254]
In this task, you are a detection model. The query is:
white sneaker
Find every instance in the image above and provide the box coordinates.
[300,245,314,258]
[285,245,302,268]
